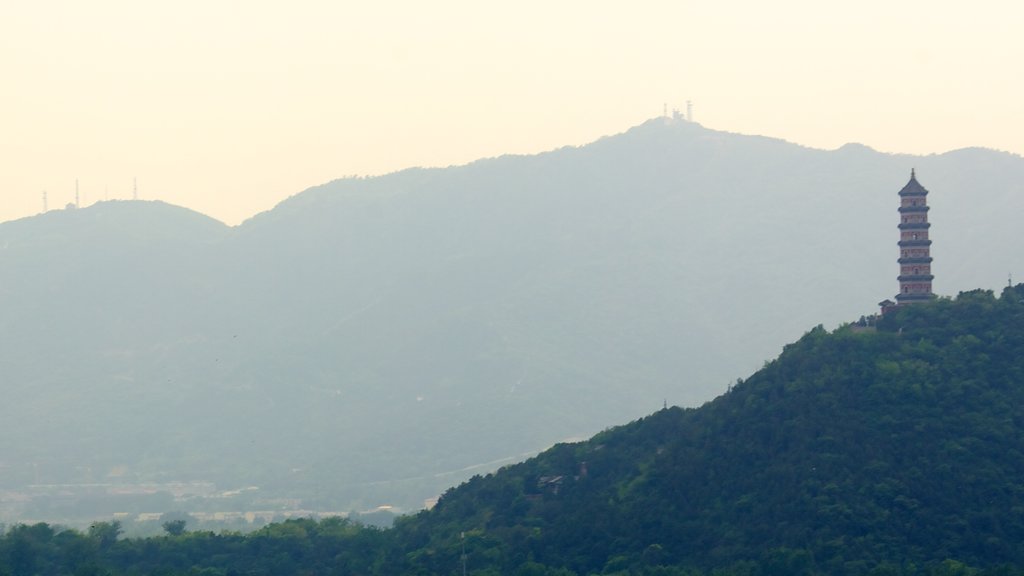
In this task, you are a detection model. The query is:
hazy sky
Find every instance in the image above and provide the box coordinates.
[3,1,1022,225]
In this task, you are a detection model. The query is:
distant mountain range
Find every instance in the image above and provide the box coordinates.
[1,117,1022,520]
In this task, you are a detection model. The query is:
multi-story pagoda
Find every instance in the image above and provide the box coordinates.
[895,169,935,303]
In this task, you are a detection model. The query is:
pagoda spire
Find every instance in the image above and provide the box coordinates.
[895,169,935,303]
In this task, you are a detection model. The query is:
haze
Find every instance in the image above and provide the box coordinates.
[2,0,1022,225]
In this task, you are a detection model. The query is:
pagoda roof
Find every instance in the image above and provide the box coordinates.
[898,169,930,196]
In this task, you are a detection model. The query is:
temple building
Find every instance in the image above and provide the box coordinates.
[895,169,935,303]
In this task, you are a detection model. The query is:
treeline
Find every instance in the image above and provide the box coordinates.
[0,518,388,576]
[3,518,1024,576]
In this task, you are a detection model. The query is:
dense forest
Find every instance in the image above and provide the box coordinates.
[3,286,1024,575]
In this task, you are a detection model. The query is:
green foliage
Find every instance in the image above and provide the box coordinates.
[88,521,122,549]
[162,519,187,536]
[385,288,1024,575]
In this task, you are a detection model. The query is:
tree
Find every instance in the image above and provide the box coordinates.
[162,519,187,537]
[88,521,121,549]
[159,511,192,537]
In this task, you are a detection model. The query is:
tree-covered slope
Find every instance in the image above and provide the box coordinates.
[386,286,1024,574]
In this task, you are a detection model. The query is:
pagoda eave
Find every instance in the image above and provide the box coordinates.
[896,293,937,302]
[898,257,933,265]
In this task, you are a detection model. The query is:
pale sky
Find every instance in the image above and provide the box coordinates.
[2,1,1022,225]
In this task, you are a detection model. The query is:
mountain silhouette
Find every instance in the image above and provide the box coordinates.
[1,118,1022,518]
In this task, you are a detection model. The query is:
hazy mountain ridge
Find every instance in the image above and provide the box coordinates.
[1,119,1022,519]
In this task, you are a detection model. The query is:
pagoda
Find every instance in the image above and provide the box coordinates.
[895,169,935,303]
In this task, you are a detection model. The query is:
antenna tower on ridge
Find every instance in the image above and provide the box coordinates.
[42,190,48,213]
[75,179,80,208]
[133,177,138,200]
[686,100,693,122]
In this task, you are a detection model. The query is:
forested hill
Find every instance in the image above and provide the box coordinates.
[2,287,1024,574]
[386,285,1024,575]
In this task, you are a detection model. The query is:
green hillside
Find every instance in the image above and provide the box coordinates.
[385,285,1024,575]
[4,287,1024,575]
